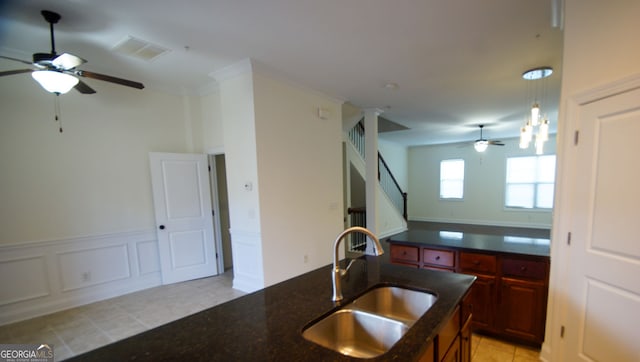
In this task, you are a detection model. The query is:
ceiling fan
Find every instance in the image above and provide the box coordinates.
[0,10,144,95]
[473,125,504,152]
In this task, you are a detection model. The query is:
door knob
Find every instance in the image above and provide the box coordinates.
[159,225,165,230]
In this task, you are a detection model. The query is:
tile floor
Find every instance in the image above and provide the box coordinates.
[1,270,540,361]
[471,333,541,362]
[0,270,245,361]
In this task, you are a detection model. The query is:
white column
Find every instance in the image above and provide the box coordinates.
[364,108,381,252]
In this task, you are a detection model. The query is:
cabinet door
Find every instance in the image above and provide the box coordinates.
[460,317,472,362]
[418,341,435,362]
[500,277,546,343]
[465,274,496,331]
[441,335,461,362]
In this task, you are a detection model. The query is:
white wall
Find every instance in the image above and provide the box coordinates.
[213,59,346,290]
[253,71,344,286]
[0,73,190,245]
[378,139,408,192]
[0,72,206,324]
[408,136,556,228]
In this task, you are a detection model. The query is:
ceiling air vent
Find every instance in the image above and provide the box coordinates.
[112,36,170,61]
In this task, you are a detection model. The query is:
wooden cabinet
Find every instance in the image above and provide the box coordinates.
[441,335,461,362]
[462,274,495,330]
[460,317,472,362]
[389,242,550,346]
[498,256,548,343]
[418,293,472,362]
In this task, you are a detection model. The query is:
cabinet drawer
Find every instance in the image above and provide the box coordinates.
[423,248,455,268]
[390,245,419,262]
[459,252,497,274]
[502,258,547,280]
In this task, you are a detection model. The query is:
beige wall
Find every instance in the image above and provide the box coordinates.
[253,71,344,286]
[0,75,190,244]
[408,136,555,228]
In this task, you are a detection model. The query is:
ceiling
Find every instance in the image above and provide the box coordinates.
[0,0,564,147]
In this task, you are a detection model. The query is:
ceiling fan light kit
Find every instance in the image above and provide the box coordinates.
[520,66,553,154]
[31,70,78,94]
[473,124,504,152]
[474,140,489,152]
[0,10,144,96]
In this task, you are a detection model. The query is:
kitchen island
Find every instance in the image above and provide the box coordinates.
[68,257,475,361]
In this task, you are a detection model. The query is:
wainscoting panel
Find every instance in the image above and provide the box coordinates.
[0,255,50,306]
[0,230,162,326]
[136,240,160,275]
[228,229,264,293]
[57,244,131,292]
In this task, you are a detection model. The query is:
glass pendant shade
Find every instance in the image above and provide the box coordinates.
[539,118,549,142]
[530,103,540,126]
[32,70,79,94]
[520,127,531,149]
[474,140,488,152]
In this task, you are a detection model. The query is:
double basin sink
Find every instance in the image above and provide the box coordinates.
[302,286,437,358]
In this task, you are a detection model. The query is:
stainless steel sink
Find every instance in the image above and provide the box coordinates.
[350,286,437,325]
[302,309,408,358]
[302,286,437,358]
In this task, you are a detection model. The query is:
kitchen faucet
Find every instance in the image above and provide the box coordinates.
[332,226,384,302]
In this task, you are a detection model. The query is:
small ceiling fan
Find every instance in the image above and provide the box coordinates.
[473,124,504,152]
[0,10,144,95]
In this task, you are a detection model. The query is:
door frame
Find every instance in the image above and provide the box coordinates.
[208,153,225,274]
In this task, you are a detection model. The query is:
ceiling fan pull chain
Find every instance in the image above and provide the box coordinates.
[53,94,63,133]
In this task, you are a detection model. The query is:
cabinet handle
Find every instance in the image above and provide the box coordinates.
[159,225,166,230]
[435,256,441,260]
[473,260,480,265]
[521,266,527,271]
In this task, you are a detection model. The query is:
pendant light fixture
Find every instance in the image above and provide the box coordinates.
[520,66,552,154]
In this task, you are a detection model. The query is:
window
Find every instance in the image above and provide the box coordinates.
[505,155,556,209]
[440,159,464,199]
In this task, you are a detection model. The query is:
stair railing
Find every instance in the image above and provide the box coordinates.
[378,153,408,220]
[346,207,367,252]
[347,119,407,220]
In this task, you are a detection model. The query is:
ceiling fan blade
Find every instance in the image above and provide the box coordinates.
[52,53,86,70]
[0,69,33,77]
[74,79,96,94]
[0,55,33,65]
[75,70,144,89]
[489,141,505,146]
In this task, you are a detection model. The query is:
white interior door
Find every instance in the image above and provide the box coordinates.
[565,85,640,361]
[149,152,218,284]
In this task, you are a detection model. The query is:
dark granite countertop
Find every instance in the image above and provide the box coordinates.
[387,229,550,257]
[69,258,475,361]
